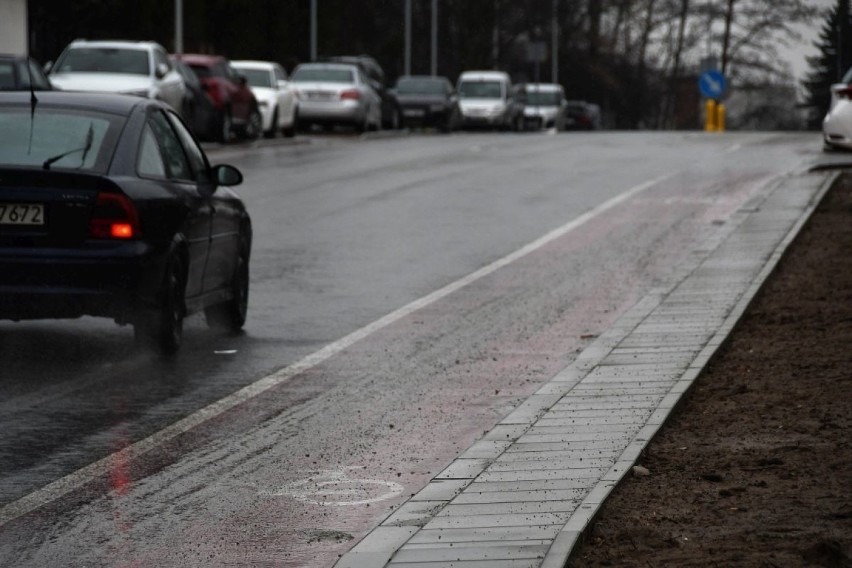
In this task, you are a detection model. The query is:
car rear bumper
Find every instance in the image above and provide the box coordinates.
[0,243,163,323]
[297,100,365,124]
[823,102,852,149]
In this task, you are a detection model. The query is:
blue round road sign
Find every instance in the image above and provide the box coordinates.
[698,70,727,100]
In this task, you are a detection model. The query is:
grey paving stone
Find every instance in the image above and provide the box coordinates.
[517,431,631,444]
[452,489,586,504]
[483,425,529,442]
[436,459,491,480]
[383,501,448,527]
[527,423,644,436]
[487,457,614,472]
[476,468,609,483]
[458,440,513,460]
[495,448,621,462]
[405,525,563,545]
[389,559,543,567]
[468,478,597,493]
[533,416,650,428]
[508,439,628,451]
[423,512,570,530]
[437,501,581,517]
[391,544,550,563]
[409,479,471,503]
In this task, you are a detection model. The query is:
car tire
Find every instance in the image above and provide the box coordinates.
[264,108,278,139]
[283,109,297,138]
[242,109,262,140]
[385,106,401,130]
[205,240,249,333]
[218,110,232,144]
[135,254,185,354]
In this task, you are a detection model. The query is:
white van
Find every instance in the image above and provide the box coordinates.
[456,70,523,131]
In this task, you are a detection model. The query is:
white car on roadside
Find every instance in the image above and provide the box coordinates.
[823,66,852,151]
[521,83,568,131]
[232,60,298,138]
[46,39,185,112]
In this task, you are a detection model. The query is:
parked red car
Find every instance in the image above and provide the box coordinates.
[173,54,261,143]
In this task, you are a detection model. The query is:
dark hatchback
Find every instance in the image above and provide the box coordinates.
[393,75,459,132]
[0,92,252,353]
[0,54,53,91]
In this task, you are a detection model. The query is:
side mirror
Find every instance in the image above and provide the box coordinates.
[277,80,289,90]
[44,61,53,74]
[155,63,169,79]
[213,164,243,187]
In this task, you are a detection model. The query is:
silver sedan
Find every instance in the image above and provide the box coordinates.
[290,62,382,133]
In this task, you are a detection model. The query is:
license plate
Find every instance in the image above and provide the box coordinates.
[0,203,45,226]
[404,109,425,117]
[307,91,334,101]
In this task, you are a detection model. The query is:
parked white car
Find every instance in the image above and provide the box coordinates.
[47,39,185,112]
[232,60,298,138]
[521,83,567,131]
[823,67,852,151]
[457,70,523,131]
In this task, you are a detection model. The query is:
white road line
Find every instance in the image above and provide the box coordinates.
[0,172,675,527]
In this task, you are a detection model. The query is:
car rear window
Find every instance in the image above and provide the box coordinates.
[55,47,150,76]
[458,80,503,99]
[396,79,446,95]
[291,67,354,83]
[238,68,273,88]
[0,62,17,90]
[0,106,120,173]
[526,92,562,106]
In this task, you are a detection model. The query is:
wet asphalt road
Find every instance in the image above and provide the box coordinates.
[0,130,824,566]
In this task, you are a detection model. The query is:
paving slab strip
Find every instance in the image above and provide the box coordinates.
[336,169,838,568]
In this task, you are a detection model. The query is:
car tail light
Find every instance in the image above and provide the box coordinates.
[340,89,361,101]
[88,192,140,240]
[837,86,852,100]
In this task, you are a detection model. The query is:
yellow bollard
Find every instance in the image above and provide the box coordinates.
[705,99,717,132]
[716,103,726,133]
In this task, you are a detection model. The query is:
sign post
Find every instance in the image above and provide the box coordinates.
[699,69,727,132]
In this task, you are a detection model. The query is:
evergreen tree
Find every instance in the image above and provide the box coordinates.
[802,0,852,128]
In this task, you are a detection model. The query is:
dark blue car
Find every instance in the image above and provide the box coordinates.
[0,91,252,353]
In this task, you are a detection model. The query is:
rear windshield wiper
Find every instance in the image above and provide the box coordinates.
[42,123,94,170]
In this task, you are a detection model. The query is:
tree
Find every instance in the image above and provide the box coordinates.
[802,0,852,128]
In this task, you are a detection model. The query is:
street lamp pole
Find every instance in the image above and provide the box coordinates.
[431,0,438,76]
[405,0,412,75]
[551,0,558,83]
[174,0,183,54]
[311,0,318,61]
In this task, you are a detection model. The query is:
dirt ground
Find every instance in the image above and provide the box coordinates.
[568,173,852,568]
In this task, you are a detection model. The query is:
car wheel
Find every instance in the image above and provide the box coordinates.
[283,108,297,138]
[135,254,185,354]
[385,106,401,130]
[242,108,262,140]
[218,110,232,144]
[205,241,249,333]
[264,108,278,139]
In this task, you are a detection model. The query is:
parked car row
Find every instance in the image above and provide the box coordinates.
[392,70,600,134]
[31,40,300,144]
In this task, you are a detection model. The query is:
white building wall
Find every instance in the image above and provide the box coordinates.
[0,0,28,55]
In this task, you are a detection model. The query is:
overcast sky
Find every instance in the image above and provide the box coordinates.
[784,0,834,81]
